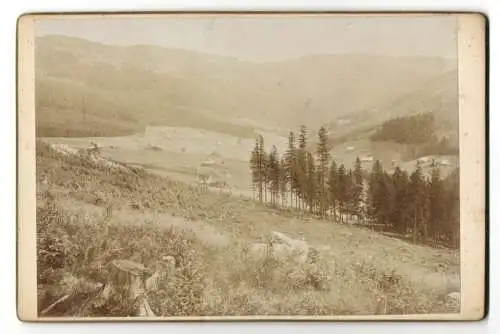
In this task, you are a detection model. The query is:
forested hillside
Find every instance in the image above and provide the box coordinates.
[369,112,459,159]
[370,112,435,144]
[322,70,458,149]
[249,125,460,249]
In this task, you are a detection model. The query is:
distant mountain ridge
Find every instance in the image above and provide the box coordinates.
[35,35,457,138]
[323,69,458,144]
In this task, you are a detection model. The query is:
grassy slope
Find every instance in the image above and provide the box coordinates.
[36,142,460,317]
[35,76,259,139]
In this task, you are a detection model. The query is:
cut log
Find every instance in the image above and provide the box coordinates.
[40,294,70,315]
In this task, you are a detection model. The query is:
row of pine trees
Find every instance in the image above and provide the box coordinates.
[249,125,460,249]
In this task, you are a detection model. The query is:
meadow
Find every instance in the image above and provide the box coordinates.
[36,141,460,317]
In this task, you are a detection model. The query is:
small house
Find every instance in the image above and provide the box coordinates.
[360,156,374,163]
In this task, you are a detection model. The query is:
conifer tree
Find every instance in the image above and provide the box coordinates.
[263,158,270,205]
[391,166,410,234]
[296,125,309,211]
[250,137,265,202]
[367,159,384,225]
[285,131,298,207]
[279,157,288,208]
[298,125,308,150]
[316,125,331,216]
[443,167,460,248]
[352,157,364,221]
[409,161,426,243]
[305,152,318,213]
[379,171,395,230]
[268,145,280,207]
[249,141,259,200]
[337,164,348,222]
[367,160,394,229]
[423,178,432,241]
[428,160,446,244]
[257,135,267,204]
[345,169,356,221]
[327,160,338,220]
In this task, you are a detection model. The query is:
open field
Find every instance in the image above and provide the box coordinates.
[40,125,290,193]
[40,121,459,201]
[36,141,460,317]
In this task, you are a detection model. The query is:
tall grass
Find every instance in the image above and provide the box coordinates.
[37,195,206,317]
[36,142,460,317]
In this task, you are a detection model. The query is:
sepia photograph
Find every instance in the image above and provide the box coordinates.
[16,12,486,321]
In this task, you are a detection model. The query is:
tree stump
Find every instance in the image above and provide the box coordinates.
[375,295,388,315]
[98,260,155,316]
[95,256,176,317]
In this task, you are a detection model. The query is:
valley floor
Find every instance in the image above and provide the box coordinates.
[35,141,460,317]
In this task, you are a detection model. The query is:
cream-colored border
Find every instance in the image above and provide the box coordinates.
[16,12,486,322]
[17,14,37,322]
[455,13,486,321]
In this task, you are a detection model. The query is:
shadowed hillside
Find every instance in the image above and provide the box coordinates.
[35,35,456,138]
[324,70,458,142]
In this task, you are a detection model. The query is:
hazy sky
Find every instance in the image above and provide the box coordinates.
[35,14,457,62]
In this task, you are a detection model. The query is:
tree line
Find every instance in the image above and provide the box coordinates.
[369,112,459,159]
[370,112,436,144]
[249,125,460,249]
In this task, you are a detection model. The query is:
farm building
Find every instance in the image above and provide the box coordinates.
[360,156,374,163]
